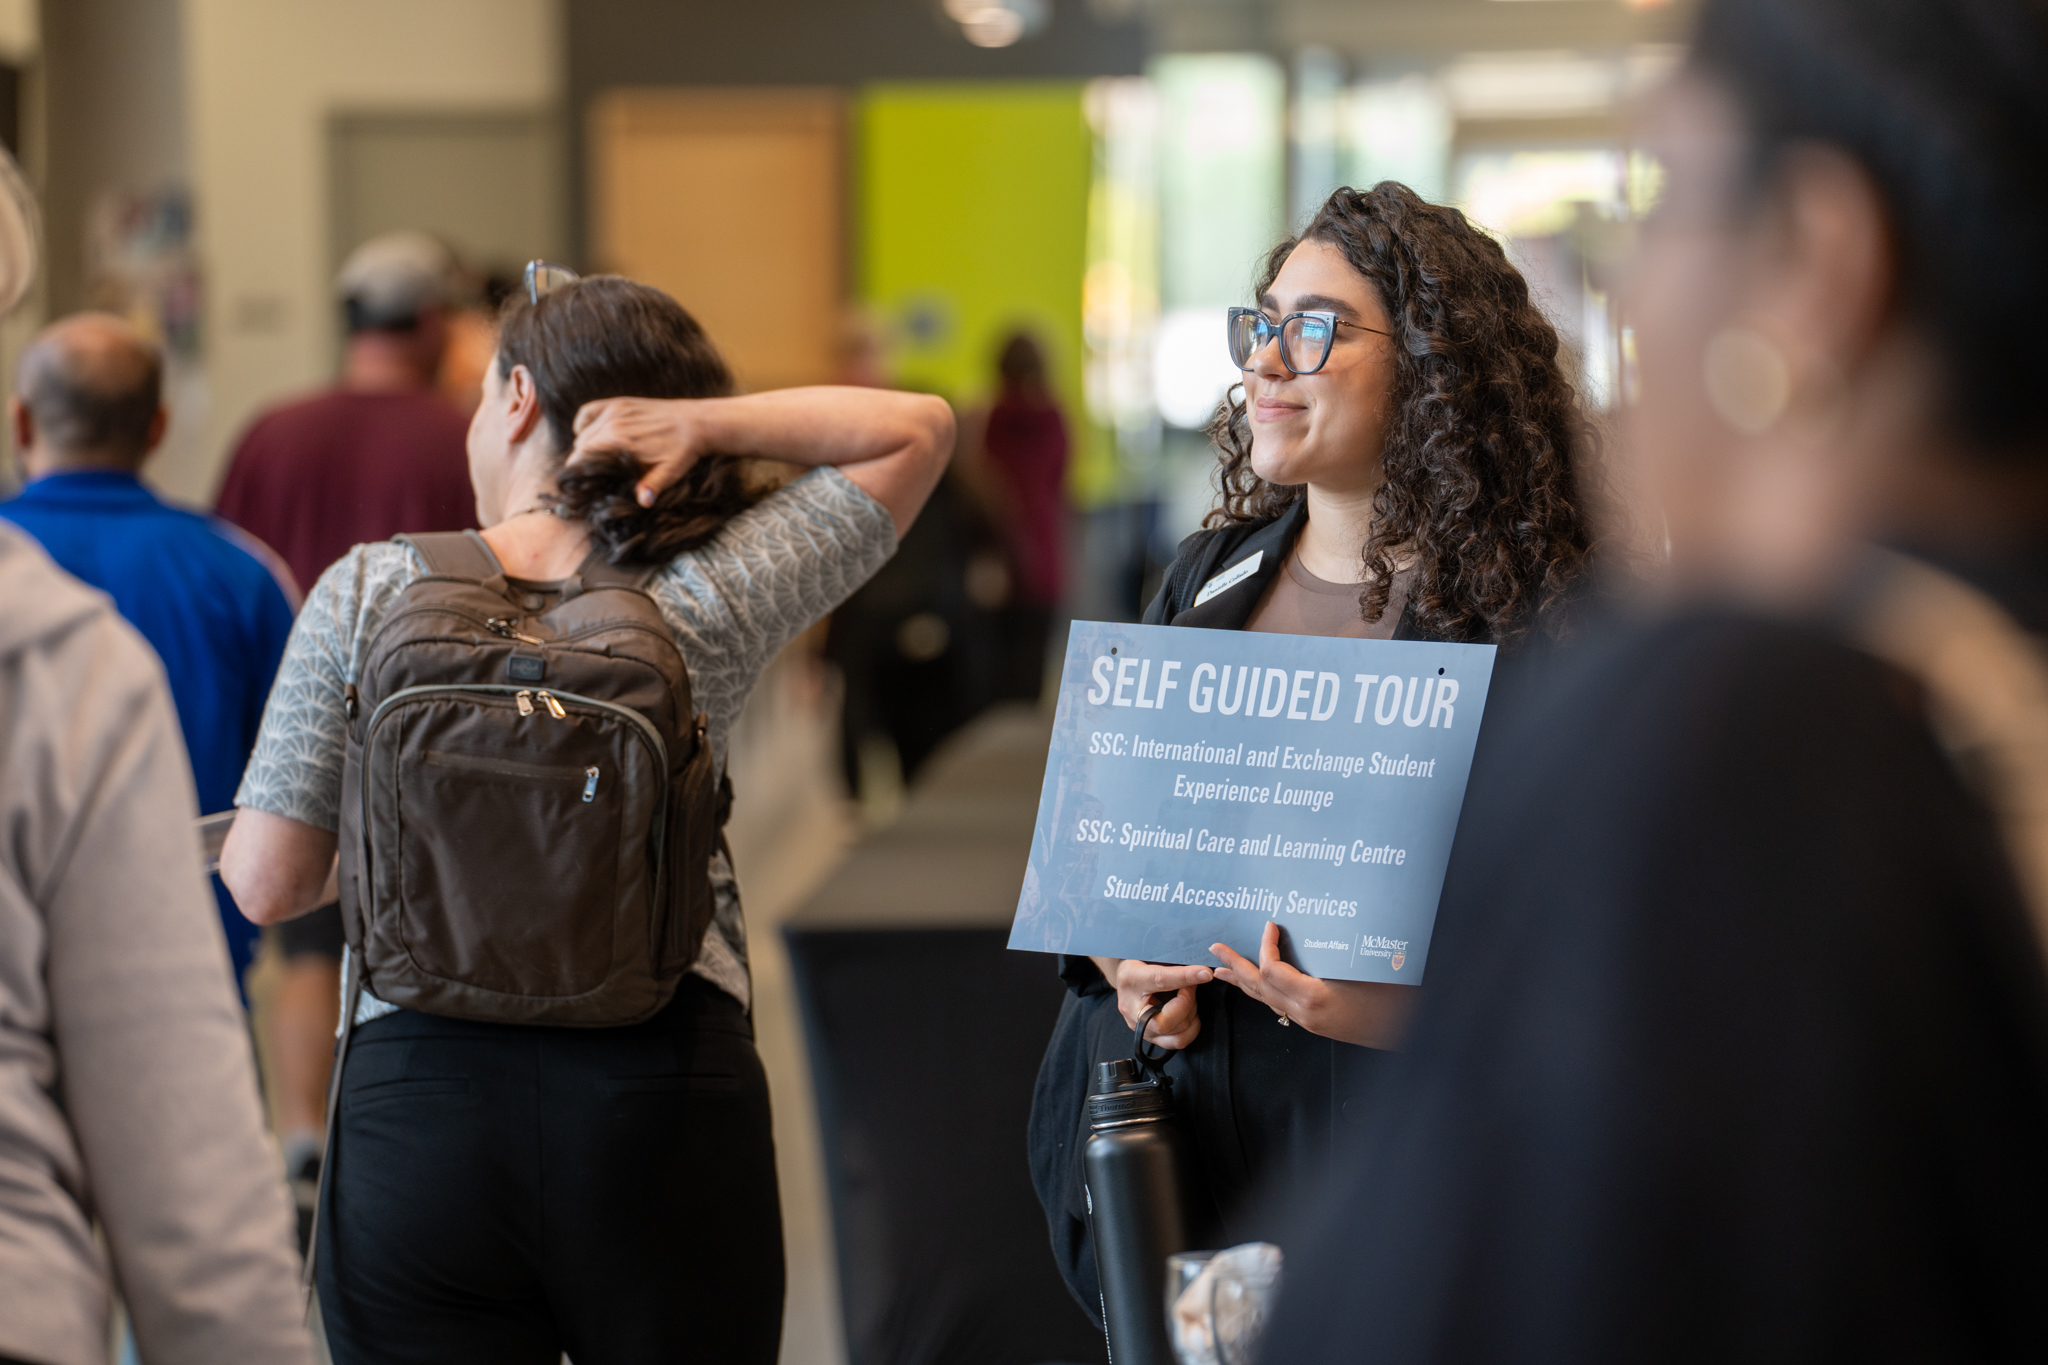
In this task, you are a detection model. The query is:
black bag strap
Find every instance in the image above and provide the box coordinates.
[399,530,511,596]
[300,945,364,1314]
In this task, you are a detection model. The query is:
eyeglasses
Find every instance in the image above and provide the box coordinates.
[524,259,580,304]
[1226,307,1389,375]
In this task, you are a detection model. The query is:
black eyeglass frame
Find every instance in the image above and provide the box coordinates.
[524,259,581,305]
[1226,306,1390,375]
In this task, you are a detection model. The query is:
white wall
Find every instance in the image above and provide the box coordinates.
[0,0,34,61]
[181,0,558,502]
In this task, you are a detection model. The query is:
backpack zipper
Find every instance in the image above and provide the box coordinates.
[361,684,669,869]
[583,766,600,802]
[365,683,669,776]
[371,601,682,662]
[485,617,545,646]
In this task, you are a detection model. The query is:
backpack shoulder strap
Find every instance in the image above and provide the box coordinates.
[567,547,658,596]
[400,530,508,587]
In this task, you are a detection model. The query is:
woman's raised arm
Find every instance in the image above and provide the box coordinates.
[570,387,955,537]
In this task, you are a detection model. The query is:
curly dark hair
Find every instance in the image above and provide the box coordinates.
[1207,183,1595,641]
[496,275,765,566]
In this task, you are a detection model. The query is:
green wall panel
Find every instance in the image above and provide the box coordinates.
[859,82,1106,499]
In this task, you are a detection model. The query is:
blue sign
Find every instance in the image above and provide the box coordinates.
[1008,621,1496,983]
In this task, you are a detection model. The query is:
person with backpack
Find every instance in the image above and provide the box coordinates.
[219,271,952,1364]
[1020,185,1598,1320]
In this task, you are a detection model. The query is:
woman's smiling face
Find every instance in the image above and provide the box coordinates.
[1242,237,1400,497]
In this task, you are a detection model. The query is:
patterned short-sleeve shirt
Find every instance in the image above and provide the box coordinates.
[237,467,897,1014]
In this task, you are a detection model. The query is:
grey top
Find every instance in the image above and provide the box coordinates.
[237,467,898,1018]
[0,525,314,1365]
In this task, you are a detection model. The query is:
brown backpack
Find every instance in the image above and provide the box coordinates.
[335,530,726,1027]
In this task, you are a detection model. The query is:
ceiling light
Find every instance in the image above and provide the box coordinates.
[949,0,1046,48]
[961,7,1025,46]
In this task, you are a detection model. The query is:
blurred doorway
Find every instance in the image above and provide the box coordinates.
[328,108,566,302]
[589,88,844,393]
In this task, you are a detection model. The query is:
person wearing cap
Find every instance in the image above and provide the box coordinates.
[213,230,478,1235]
[216,231,475,590]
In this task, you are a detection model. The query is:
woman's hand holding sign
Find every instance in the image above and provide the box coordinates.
[1211,922,1415,1048]
[1092,956,1213,1049]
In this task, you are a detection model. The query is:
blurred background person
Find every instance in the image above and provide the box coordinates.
[1263,0,2048,1359]
[970,329,1070,702]
[214,230,475,587]
[212,228,478,1235]
[821,312,1005,815]
[0,312,295,1000]
[436,263,521,414]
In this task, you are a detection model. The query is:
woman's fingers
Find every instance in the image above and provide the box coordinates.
[569,398,697,506]
[568,399,631,453]
[1209,940,1258,982]
[1146,986,1200,1044]
[1210,940,1271,1005]
[1118,961,1212,995]
[1250,921,1304,989]
[1215,928,1323,1022]
[1255,921,1318,1002]
[1116,984,1201,1050]
[1111,962,1210,1049]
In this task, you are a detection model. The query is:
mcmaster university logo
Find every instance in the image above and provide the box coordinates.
[1390,951,1406,971]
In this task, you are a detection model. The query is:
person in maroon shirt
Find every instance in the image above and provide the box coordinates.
[212,231,476,1238]
[979,331,1069,698]
[216,233,476,592]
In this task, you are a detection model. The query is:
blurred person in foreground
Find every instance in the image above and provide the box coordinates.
[1263,0,2048,1359]
[971,330,1070,700]
[0,313,296,997]
[213,230,477,1221]
[0,532,313,1365]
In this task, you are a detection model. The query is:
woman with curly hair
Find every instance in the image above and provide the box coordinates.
[1100,183,1593,1048]
[1029,183,1595,1316]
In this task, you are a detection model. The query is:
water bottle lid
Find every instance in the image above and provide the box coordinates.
[1087,1081,1172,1127]
[1092,1059,1140,1095]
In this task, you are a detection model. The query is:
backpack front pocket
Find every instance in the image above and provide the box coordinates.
[358,684,667,1011]
[398,743,623,996]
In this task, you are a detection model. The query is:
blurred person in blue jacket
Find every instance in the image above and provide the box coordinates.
[0,312,296,995]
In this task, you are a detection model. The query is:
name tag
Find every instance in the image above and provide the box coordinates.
[1193,551,1263,607]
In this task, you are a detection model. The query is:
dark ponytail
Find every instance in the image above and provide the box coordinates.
[495,275,764,565]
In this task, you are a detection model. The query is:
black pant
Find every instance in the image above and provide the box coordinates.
[316,979,784,1364]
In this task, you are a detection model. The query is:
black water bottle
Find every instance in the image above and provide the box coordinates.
[1084,1001,1196,1365]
